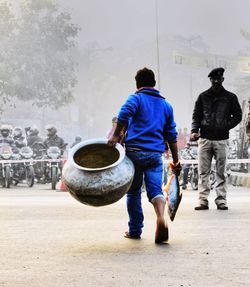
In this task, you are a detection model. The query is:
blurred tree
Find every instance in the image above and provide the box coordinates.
[0,0,79,112]
[0,1,17,112]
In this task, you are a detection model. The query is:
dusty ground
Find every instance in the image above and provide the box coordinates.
[0,184,250,287]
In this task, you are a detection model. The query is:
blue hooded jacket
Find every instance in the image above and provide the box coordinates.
[117,88,177,153]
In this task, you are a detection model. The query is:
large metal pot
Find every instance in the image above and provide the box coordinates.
[62,138,135,206]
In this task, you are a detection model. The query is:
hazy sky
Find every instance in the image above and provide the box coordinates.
[59,0,250,133]
[62,0,250,55]
[2,0,250,140]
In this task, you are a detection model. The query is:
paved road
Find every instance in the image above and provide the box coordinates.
[0,184,250,287]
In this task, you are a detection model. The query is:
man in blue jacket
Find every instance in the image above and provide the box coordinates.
[108,68,180,243]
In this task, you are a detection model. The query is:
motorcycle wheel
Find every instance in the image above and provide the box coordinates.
[1,178,5,187]
[190,171,198,190]
[13,179,19,186]
[5,166,11,188]
[26,166,35,188]
[51,166,58,190]
[34,162,45,183]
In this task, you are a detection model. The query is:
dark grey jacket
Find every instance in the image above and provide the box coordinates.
[191,87,242,140]
[43,134,65,150]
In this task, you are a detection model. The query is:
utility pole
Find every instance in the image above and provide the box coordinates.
[155,0,161,90]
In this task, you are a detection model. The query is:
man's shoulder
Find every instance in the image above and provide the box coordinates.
[199,88,211,97]
[163,99,173,111]
[128,92,138,97]
[126,93,140,103]
[56,134,63,140]
[135,88,165,99]
[222,88,237,98]
[56,135,64,143]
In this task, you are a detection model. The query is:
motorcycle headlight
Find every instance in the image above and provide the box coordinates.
[0,146,13,160]
[1,152,12,159]
[20,147,33,159]
[47,147,61,159]
[21,152,33,159]
[47,151,60,159]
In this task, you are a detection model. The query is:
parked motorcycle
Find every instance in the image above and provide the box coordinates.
[44,146,63,190]
[12,146,35,187]
[0,146,15,188]
[31,141,47,183]
[180,143,216,190]
[180,144,198,190]
[189,163,199,190]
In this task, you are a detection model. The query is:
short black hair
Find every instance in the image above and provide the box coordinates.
[135,67,156,89]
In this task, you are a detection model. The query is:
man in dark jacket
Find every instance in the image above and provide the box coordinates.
[13,127,27,149]
[43,125,65,150]
[0,125,19,156]
[190,67,242,210]
[0,125,15,147]
[26,127,43,148]
[108,67,181,243]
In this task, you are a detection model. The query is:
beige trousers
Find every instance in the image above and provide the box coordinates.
[198,138,228,206]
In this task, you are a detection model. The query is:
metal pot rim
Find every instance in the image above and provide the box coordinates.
[68,138,125,171]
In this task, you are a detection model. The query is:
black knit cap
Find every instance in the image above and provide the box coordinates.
[208,67,225,78]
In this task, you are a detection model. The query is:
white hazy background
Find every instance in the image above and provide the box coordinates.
[1,0,250,144]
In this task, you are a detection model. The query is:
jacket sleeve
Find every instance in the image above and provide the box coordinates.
[60,138,65,149]
[117,94,140,125]
[164,104,177,143]
[191,95,203,133]
[228,94,242,130]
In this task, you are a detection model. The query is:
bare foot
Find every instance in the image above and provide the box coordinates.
[155,218,168,243]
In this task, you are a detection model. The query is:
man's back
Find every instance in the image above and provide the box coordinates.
[27,135,43,147]
[118,88,177,152]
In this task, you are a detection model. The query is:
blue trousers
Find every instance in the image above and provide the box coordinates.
[126,150,164,237]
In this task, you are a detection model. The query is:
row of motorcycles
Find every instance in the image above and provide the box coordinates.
[0,143,65,190]
[179,144,217,190]
[164,143,236,190]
